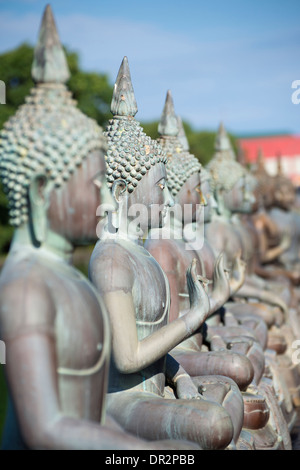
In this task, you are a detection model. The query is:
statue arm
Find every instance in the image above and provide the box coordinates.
[254,215,290,264]
[254,262,300,286]
[233,282,289,317]
[260,233,291,263]
[102,272,210,374]
[92,251,210,374]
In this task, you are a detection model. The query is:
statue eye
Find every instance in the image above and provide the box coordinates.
[195,186,201,194]
[157,182,165,190]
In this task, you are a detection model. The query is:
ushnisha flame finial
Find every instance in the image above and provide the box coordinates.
[158,90,179,137]
[110,56,138,117]
[214,121,233,153]
[31,4,70,84]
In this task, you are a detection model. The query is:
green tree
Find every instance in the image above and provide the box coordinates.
[0,43,113,130]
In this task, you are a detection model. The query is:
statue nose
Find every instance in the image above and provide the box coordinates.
[164,185,175,208]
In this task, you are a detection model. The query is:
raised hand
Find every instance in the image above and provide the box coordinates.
[229,250,246,294]
[186,258,210,323]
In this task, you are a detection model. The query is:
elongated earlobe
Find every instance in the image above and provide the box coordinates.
[111,179,127,203]
[28,174,50,245]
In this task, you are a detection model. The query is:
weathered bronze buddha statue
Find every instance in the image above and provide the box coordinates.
[0,5,197,451]
[204,125,295,445]
[249,152,300,407]
[250,151,299,286]
[145,92,293,449]
[89,58,240,450]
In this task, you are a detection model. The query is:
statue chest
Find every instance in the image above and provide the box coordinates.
[131,252,169,338]
[53,273,108,373]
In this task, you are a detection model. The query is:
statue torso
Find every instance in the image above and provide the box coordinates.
[90,238,169,397]
[0,246,110,426]
[146,232,205,353]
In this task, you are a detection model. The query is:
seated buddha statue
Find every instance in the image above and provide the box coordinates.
[248,152,300,409]
[145,91,290,450]
[268,155,300,271]
[89,57,241,450]
[230,148,300,409]
[206,125,289,318]
[204,125,296,440]
[0,5,197,451]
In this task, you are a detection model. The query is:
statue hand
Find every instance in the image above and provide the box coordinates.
[230,250,246,293]
[175,373,202,400]
[209,253,231,311]
[186,258,210,321]
[213,252,230,293]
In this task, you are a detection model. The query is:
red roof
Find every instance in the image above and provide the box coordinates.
[239,135,300,162]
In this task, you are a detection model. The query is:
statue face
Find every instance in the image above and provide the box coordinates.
[274,180,296,210]
[176,172,202,224]
[126,162,173,232]
[48,149,114,244]
[223,175,258,214]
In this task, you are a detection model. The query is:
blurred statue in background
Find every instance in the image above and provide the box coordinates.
[205,126,294,447]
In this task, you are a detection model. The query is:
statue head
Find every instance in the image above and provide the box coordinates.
[206,123,258,215]
[272,154,296,211]
[0,5,113,246]
[157,91,202,225]
[104,57,173,234]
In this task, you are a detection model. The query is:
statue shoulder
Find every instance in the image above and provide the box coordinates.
[0,261,55,342]
[89,240,135,294]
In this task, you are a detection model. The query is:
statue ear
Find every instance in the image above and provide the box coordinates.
[111,179,127,203]
[28,174,50,245]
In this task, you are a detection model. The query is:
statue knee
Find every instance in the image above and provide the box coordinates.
[221,353,255,391]
[192,402,234,450]
[202,375,244,445]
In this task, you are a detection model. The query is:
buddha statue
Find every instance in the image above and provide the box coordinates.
[249,153,300,407]
[0,5,197,451]
[145,92,291,450]
[268,155,300,273]
[205,125,296,442]
[89,57,239,450]
[249,151,299,286]
[206,125,290,321]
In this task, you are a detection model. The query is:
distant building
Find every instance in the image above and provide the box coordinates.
[238,134,300,186]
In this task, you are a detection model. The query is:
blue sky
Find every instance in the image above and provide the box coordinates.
[0,0,299,135]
